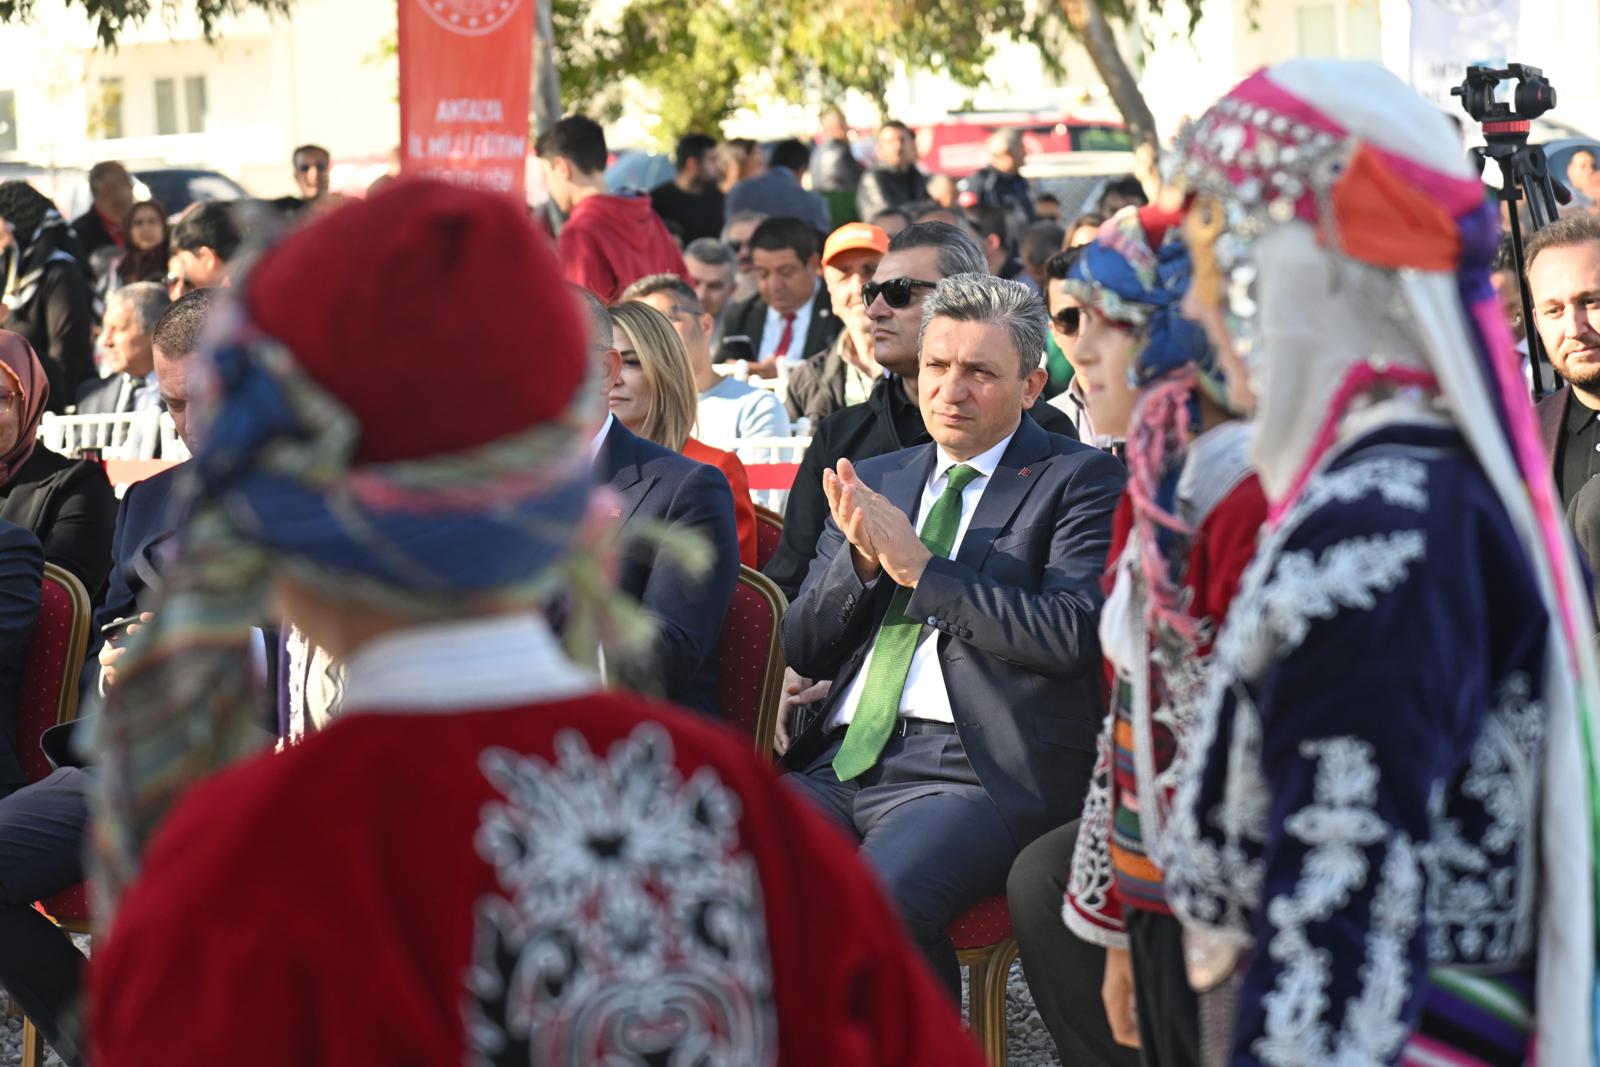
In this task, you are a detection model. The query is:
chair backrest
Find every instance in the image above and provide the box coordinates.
[735,435,811,513]
[18,565,91,784]
[38,411,160,460]
[718,566,787,756]
[752,504,784,570]
[159,412,191,461]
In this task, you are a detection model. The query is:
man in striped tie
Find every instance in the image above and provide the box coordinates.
[778,272,1125,996]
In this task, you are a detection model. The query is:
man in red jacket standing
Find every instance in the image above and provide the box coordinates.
[537,114,689,301]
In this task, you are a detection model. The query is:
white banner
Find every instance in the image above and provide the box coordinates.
[1410,0,1521,110]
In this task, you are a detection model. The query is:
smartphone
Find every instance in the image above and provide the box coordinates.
[100,616,137,643]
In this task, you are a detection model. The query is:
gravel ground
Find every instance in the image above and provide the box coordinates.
[0,958,1056,1067]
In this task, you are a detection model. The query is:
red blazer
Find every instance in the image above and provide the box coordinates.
[684,436,757,568]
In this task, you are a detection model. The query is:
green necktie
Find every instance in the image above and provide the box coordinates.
[832,463,982,781]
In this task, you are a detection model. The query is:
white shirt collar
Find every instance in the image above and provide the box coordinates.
[589,412,615,463]
[931,427,1015,488]
[339,612,598,716]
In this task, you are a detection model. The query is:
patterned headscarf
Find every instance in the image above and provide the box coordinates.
[0,182,87,317]
[0,331,48,485]
[1170,59,1600,1064]
[92,181,639,914]
[1064,206,1230,643]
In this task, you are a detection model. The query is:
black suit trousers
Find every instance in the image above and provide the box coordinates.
[785,731,1017,999]
[0,766,93,1065]
[1007,819,1140,1067]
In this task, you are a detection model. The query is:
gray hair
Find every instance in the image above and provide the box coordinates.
[887,221,987,280]
[720,210,767,243]
[918,273,1048,376]
[108,281,171,335]
[567,284,613,349]
[684,237,734,268]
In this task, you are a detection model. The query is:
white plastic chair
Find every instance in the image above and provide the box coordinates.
[734,435,812,512]
[158,412,191,461]
[37,411,160,460]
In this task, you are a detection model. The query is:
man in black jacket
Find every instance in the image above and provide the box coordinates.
[71,161,134,261]
[856,122,928,224]
[763,221,1081,602]
[715,216,841,378]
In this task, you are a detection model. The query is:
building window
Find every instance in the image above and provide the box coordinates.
[184,75,206,133]
[0,91,15,153]
[1347,2,1382,60]
[1294,4,1339,58]
[93,77,123,140]
[154,78,177,136]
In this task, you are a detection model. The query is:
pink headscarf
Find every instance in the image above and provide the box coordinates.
[0,330,48,485]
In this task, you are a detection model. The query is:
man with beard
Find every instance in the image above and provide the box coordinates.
[650,133,725,244]
[1530,213,1600,503]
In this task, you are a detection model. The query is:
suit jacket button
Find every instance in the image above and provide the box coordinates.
[926,615,938,626]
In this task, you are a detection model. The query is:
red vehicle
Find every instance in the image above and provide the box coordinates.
[914,111,1133,178]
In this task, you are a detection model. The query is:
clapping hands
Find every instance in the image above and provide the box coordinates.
[822,459,932,588]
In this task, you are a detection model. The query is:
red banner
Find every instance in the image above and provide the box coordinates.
[398,0,534,199]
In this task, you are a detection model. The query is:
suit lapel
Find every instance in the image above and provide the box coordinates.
[882,445,935,528]
[595,420,656,524]
[806,287,834,355]
[955,418,1052,571]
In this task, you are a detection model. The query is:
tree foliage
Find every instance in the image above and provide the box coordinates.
[555,0,1206,145]
[0,0,292,47]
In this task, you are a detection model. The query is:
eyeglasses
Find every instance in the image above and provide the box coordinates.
[0,391,17,412]
[862,277,939,309]
[1051,307,1082,337]
[296,162,328,173]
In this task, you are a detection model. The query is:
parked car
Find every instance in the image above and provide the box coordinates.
[132,168,248,216]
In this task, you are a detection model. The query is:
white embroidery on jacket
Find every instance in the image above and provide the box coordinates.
[462,723,776,1067]
[1065,720,1127,948]
[1162,455,1428,942]
[1421,673,1543,964]
[1253,738,1423,1067]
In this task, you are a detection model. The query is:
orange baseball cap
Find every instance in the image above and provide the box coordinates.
[822,222,889,267]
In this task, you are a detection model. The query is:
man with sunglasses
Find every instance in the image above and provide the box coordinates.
[762,222,1080,602]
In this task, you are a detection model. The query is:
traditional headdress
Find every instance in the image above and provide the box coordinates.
[1064,206,1232,642]
[1171,60,1600,1063]
[93,181,609,912]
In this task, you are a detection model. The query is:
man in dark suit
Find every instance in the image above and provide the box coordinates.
[778,272,1124,997]
[575,288,741,717]
[71,161,134,263]
[1527,213,1600,504]
[74,282,170,416]
[763,221,1082,602]
[715,216,841,378]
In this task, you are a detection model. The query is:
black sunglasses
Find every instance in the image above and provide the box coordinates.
[1051,307,1082,336]
[862,277,939,309]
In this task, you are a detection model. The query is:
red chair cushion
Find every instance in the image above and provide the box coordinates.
[948,895,1013,950]
[36,883,89,924]
[754,515,782,570]
[18,575,76,784]
[718,580,776,738]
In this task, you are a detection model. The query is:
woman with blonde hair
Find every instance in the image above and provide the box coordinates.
[608,301,758,566]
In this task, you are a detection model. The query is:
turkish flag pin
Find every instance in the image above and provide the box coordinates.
[609,507,622,518]
[1019,467,1031,477]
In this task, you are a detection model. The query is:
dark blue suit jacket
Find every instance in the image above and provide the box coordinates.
[0,521,43,795]
[594,420,740,718]
[780,415,1125,846]
[96,463,183,634]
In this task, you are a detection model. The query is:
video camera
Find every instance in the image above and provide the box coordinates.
[1454,63,1568,400]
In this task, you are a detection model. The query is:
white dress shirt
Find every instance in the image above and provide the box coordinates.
[589,412,615,463]
[756,280,818,364]
[828,429,1017,729]
[340,612,597,717]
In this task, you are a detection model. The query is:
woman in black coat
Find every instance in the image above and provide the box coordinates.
[0,330,114,597]
[0,182,95,414]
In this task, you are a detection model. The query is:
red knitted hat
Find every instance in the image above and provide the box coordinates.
[245,180,588,464]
